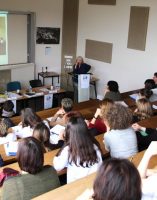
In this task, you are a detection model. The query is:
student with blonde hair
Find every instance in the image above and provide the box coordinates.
[133,98,153,122]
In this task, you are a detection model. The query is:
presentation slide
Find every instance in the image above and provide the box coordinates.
[0,12,27,65]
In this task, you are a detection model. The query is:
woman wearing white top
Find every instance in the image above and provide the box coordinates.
[53,116,102,183]
[8,108,49,138]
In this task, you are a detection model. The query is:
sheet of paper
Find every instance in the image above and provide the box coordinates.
[50,124,65,135]
[129,93,139,101]
[11,99,17,113]
[44,93,53,109]
[115,101,128,107]
[4,141,18,156]
[80,74,90,89]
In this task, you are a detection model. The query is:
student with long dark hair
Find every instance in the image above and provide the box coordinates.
[8,108,49,138]
[53,116,102,183]
[77,158,142,200]
[104,81,121,101]
[2,137,60,200]
[33,122,64,152]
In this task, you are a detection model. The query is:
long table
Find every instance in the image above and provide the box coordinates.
[0,134,107,168]
[33,149,157,200]
[10,99,101,125]
[0,86,66,114]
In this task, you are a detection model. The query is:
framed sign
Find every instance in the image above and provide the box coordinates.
[36,27,60,44]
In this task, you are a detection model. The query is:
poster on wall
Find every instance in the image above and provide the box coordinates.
[36,27,60,44]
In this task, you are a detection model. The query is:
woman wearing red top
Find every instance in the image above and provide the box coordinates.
[86,99,114,135]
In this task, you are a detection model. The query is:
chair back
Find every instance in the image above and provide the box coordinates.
[29,80,42,88]
[7,81,21,92]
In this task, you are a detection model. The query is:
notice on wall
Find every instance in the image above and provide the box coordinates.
[44,93,53,109]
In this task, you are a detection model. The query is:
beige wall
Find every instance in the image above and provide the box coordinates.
[0,0,63,86]
[1,0,157,95]
[77,0,157,97]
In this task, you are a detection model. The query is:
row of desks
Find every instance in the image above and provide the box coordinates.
[33,151,157,200]
[33,113,157,200]
[0,133,106,168]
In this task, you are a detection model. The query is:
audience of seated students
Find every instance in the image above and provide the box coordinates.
[2,137,60,200]
[50,98,73,127]
[8,108,49,138]
[132,123,157,151]
[153,72,157,87]
[102,104,138,158]
[33,122,64,152]
[2,100,15,118]
[144,79,157,102]
[104,81,121,101]
[86,99,114,135]
[138,141,157,199]
[133,98,153,123]
[77,158,141,200]
[53,116,102,183]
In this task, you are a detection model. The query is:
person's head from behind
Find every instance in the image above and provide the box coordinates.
[107,81,119,93]
[100,99,114,119]
[93,158,141,200]
[33,122,50,148]
[0,119,7,137]
[64,116,101,166]
[136,98,153,120]
[153,72,157,84]
[61,98,73,113]
[17,137,44,174]
[3,100,14,112]
[76,56,84,65]
[21,108,41,128]
[144,79,156,90]
[102,104,132,130]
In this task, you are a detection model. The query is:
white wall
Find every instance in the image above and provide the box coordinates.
[77,0,157,97]
[0,0,63,86]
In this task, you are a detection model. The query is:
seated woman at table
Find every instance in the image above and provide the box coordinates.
[85,99,114,135]
[132,123,157,151]
[103,104,138,158]
[8,108,49,138]
[2,100,15,118]
[33,122,64,152]
[104,80,121,101]
[133,98,153,123]
[53,116,102,183]
[138,141,157,199]
[2,137,60,200]
[50,98,73,127]
[0,118,17,144]
[76,158,141,200]
[144,79,157,102]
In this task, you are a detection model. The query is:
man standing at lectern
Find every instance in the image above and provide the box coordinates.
[72,56,91,102]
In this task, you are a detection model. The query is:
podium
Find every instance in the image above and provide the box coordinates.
[78,74,90,102]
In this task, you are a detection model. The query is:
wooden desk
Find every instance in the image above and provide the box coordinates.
[0,134,107,170]
[38,72,60,85]
[11,99,100,125]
